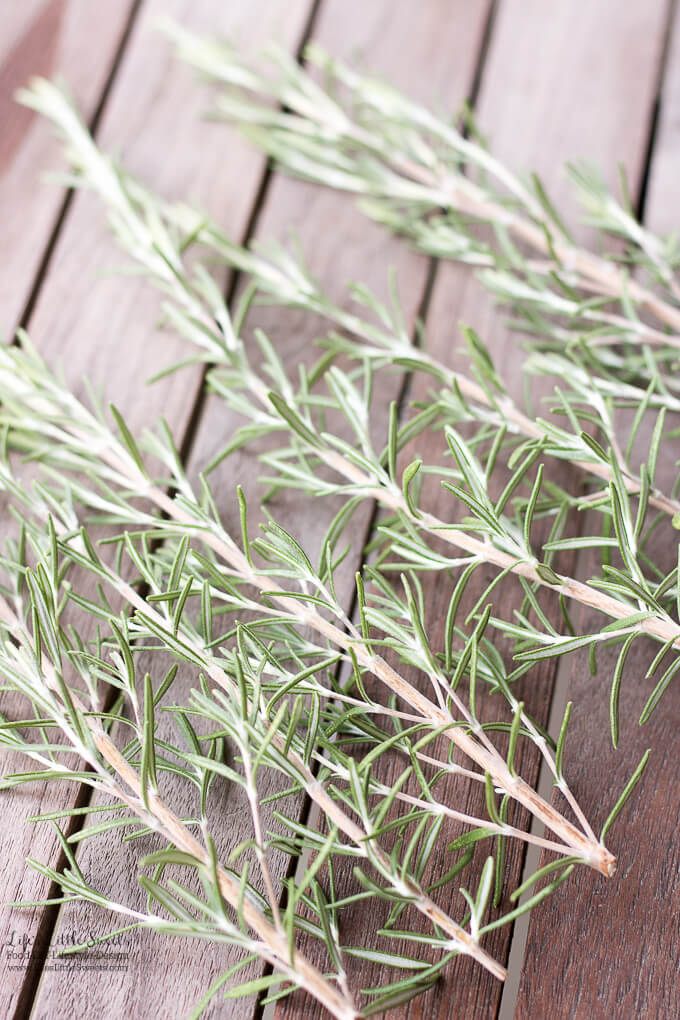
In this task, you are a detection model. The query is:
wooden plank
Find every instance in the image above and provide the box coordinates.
[644,1,680,230]
[515,653,680,1019]
[0,0,138,340]
[1,2,314,1018]
[516,5,680,1016]
[180,2,496,1018]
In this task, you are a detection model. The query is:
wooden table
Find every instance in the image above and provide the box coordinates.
[1,1,678,1017]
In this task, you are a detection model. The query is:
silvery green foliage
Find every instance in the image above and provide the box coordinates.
[163,22,680,395]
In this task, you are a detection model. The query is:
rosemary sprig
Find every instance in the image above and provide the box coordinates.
[0,337,626,1010]
[0,579,358,1019]
[21,75,679,511]
[0,334,614,877]
[0,489,517,999]
[163,25,680,371]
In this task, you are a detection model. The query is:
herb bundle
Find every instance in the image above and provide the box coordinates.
[0,29,677,1019]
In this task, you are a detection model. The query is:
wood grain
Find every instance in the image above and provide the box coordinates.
[515,3,680,1015]
[0,2,137,1013]
[0,1,314,1018]
[0,0,67,174]
[515,644,680,1019]
[0,0,137,340]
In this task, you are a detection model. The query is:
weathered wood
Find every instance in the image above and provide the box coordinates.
[0,0,138,341]
[515,648,680,1019]
[0,2,137,1013]
[516,5,680,1016]
[644,0,680,227]
[1,2,314,1018]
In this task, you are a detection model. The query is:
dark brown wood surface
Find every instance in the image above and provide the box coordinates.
[0,0,678,1017]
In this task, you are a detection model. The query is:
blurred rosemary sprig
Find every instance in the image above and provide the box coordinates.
[164,24,680,389]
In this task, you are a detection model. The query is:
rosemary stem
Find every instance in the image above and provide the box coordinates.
[0,409,511,978]
[332,336,679,519]
[97,734,360,1020]
[314,446,680,658]
[140,483,613,878]
[345,121,680,334]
